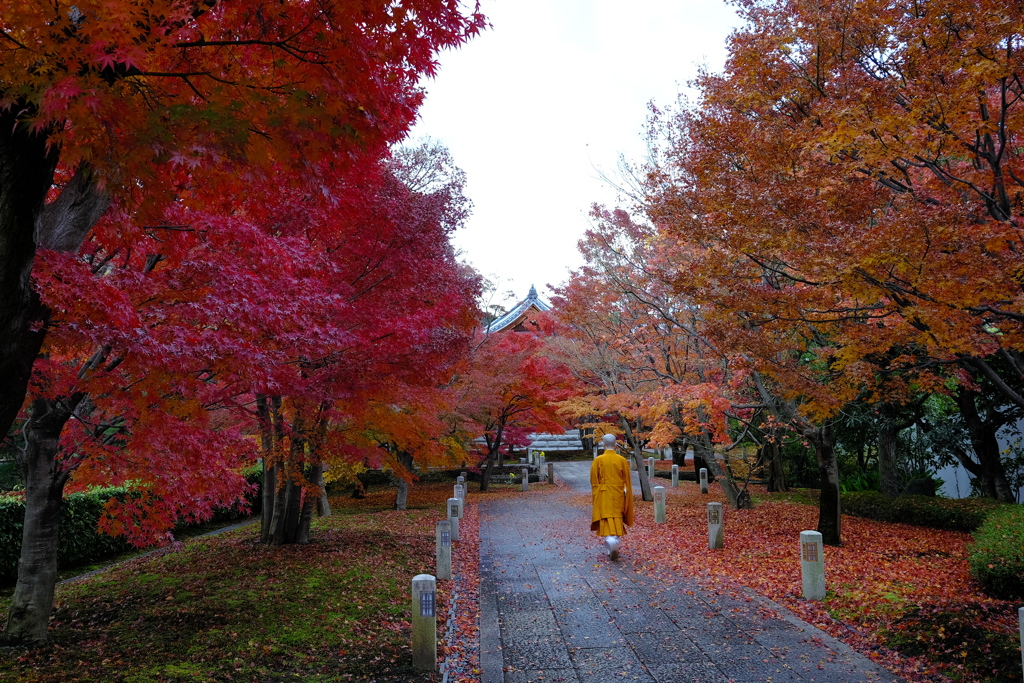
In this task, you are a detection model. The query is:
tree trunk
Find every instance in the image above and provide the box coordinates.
[807,422,842,546]
[619,417,652,501]
[956,391,1017,502]
[2,397,75,645]
[479,447,499,493]
[877,423,901,498]
[0,107,60,443]
[394,451,414,510]
[763,438,788,493]
[315,466,331,518]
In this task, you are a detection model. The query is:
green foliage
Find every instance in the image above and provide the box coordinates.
[1,468,263,583]
[0,460,20,492]
[968,505,1024,600]
[839,470,879,493]
[841,491,1005,532]
[0,488,134,583]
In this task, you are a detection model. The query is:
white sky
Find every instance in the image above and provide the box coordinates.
[411,0,742,308]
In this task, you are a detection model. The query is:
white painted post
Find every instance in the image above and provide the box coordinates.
[707,502,723,549]
[538,455,546,481]
[521,467,529,492]
[593,446,598,459]
[435,521,452,580]
[447,497,460,542]
[699,467,708,494]
[412,574,437,670]
[456,475,465,489]
[654,486,666,523]
[647,456,655,482]
[453,484,464,505]
[671,464,679,488]
[800,530,826,600]
[547,461,554,484]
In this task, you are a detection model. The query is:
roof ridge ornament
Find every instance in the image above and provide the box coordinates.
[528,284,538,299]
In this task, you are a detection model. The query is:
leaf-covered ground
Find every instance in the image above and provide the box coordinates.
[567,482,1022,683]
[0,482,479,683]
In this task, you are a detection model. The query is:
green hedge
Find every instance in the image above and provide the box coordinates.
[1,467,264,584]
[0,488,134,583]
[969,505,1024,600]
[841,491,1005,532]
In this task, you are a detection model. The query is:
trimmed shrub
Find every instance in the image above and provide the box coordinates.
[841,491,1005,532]
[841,491,894,522]
[969,505,1024,600]
[0,488,133,583]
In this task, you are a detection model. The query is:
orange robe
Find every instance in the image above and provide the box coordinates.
[590,449,635,536]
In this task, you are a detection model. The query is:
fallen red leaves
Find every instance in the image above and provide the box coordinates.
[569,483,1021,683]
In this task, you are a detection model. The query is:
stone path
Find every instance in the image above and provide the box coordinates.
[479,461,904,683]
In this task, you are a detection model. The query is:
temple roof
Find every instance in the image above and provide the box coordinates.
[485,285,551,333]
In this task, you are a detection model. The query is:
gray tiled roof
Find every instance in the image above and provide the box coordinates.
[485,285,552,333]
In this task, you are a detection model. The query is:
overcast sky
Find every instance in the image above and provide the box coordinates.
[410,0,742,308]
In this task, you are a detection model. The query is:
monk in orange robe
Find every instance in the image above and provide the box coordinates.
[590,434,634,560]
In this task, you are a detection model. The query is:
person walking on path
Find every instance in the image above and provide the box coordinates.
[590,433,634,560]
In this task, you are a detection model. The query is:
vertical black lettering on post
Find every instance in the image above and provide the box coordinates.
[708,509,720,525]
[441,531,450,547]
[420,591,436,618]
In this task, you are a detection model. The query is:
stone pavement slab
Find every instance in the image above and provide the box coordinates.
[480,461,904,683]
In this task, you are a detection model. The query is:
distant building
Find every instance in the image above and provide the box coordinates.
[485,285,551,334]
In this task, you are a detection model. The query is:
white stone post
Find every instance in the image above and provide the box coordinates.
[538,455,546,481]
[412,574,437,670]
[453,483,464,505]
[1018,606,1023,678]
[593,446,598,459]
[547,461,554,484]
[521,467,529,492]
[671,464,679,488]
[435,521,452,580]
[800,531,826,600]
[699,467,708,494]
[647,456,655,482]
[447,497,460,542]
[456,475,465,489]
[654,486,666,523]
[707,502,723,549]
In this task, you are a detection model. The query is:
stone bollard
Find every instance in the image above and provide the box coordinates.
[1018,606,1023,678]
[699,467,708,494]
[707,502,723,549]
[520,457,527,465]
[538,455,546,482]
[654,486,666,523]
[447,497,460,542]
[647,457,655,481]
[593,446,598,459]
[435,521,452,580]
[456,475,465,489]
[521,467,529,492]
[800,530,826,600]
[454,484,464,505]
[412,574,437,670]
[671,464,679,487]
[547,461,554,484]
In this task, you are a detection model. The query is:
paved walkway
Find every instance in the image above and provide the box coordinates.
[479,461,904,683]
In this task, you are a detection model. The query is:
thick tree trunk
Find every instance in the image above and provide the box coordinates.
[479,447,500,493]
[0,108,60,442]
[394,451,414,510]
[619,417,652,501]
[2,397,75,645]
[956,391,1016,502]
[763,438,788,493]
[877,424,901,498]
[807,423,842,546]
[315,466,331,518]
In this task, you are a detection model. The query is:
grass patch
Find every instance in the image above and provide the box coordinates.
[0,482,457,682]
